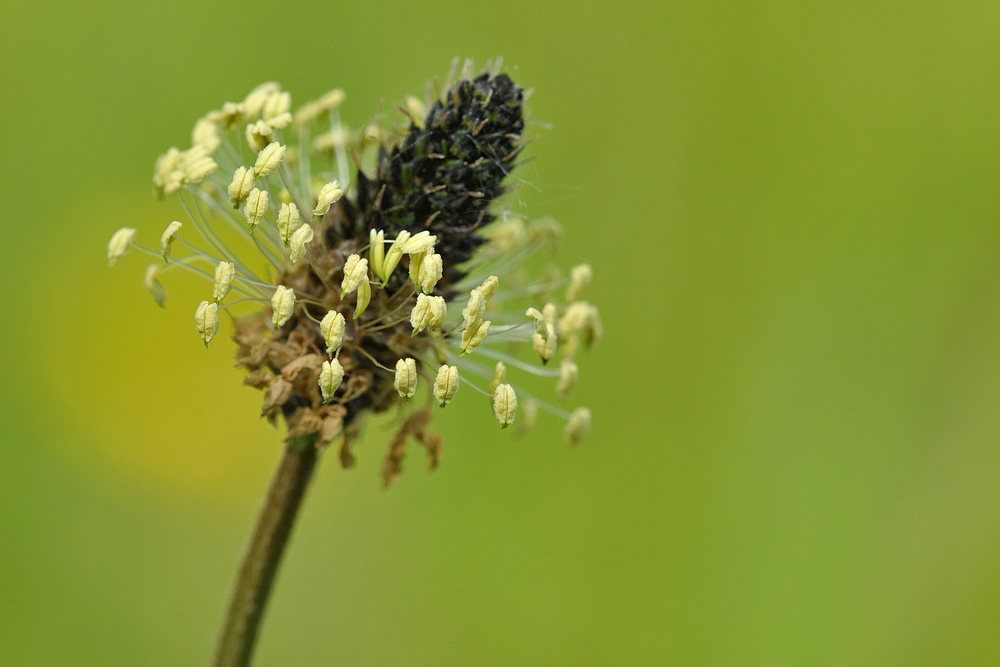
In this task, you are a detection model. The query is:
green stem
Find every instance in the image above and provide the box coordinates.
[211,440,319,667]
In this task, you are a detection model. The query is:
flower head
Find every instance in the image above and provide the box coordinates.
[108,66,599,486]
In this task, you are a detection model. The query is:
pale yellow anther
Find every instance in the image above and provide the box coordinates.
[277,202,302,246]
[320,310,346,356]
[144,264,166,307]
[289,224,314,265]
[492,383,517,428]
[559,301,591,338]
[254,142,286,177]
[525,307,548,339]
[404,95,427,129]
[262,91,291,122]
[243,188,269,231]
[533,303,559,363]
[191,117,221,152]
[566,264,593,301]
[585,305,603,348]
[489,361,507,394]
[394,358,418,398]
[400,231,437,255]
[293,100,322,128]
[408,250,426,288]
[318,88,345,111]
[461,289,486,331]
[313,180,344,217]
[340,254,369,295]
[213,261,235,302]
[244,82,281,118]
[519,400,539,435]
[319,358,345,403]
[270,285,296,332]
[153,149,186,196]
[265,112,292,130]
[379,231,410,281]
[228,166,255,208]
[490,218,527,252]
[369,229,386,278]
[245,120,274,152]
[160,221,182,261]
[107,227,137,265]
[477,275,499,302]
[354,278,372,318]
[409,294,447,335]
[555,359,579,399]
[195,300,220,347]
[216,101,247,130]
[434,365,459,407]
[460,319,491,355]
[182,154,218,184]
[418,253,443,293]
[564,407,592,446]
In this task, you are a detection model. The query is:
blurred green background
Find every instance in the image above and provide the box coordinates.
[3,0,1000,665]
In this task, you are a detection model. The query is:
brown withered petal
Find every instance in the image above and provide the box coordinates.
[280,353,325,382]
[286,407,324,440]
[243,369,272,389]
[262,378,294,422]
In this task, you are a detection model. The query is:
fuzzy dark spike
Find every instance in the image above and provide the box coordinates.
[357,72,525,277]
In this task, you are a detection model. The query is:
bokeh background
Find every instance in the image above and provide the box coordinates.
[3,1,1000,665]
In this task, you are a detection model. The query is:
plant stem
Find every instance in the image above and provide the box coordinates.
[211,440,319,667]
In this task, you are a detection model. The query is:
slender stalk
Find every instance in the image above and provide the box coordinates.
[211,440,319,667]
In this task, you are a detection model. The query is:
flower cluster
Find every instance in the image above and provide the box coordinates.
[107,59,600,486]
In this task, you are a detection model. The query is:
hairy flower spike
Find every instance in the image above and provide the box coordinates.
[213,261,235,302]
[107,227,136,265]
[270,286,295,332]
[277,202,301,246]
[564,407,592,446]
[394,358,418,398]
[319,358,344,403]
[116,67,603,480]
[289,224,314,265]
[566,264,593,301]
[434,365,459,407]
[313,181,344,217]
[254,142,286,178]
[194,300,219,347]
[320,311,345,356]
[243,188,268,231]
[493,383,517,428]
[160,221,182,261]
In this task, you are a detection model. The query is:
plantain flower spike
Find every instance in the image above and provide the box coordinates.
[107,227,137,265]
[112,67,605,478]
[319,358,344,403]
[270,286,296,332]
[394,358,418,398]
[493,383,517,428]
[194,300,219,347]
[160,221,182,261]
[277,202,301,246]
[320,310,346,356]
[213,261,235,302]
[313,181,344,217]
[434,365,459,407]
